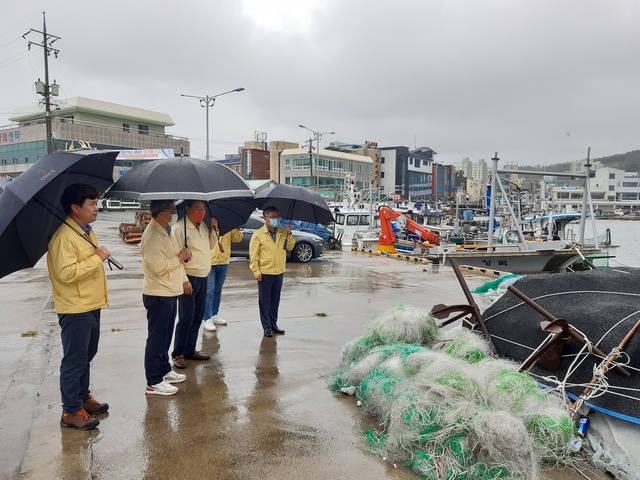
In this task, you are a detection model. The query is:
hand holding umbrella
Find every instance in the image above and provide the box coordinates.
[210,216,224,253]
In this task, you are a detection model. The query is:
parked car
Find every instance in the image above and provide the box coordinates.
[231,214,324,263]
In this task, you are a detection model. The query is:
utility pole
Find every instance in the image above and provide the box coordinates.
[26,12,61,155]
[308,138,313,184]
[299,125,335,188]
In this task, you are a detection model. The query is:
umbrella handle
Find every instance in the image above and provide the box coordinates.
[213,227,225,253]
[107,256,124,270]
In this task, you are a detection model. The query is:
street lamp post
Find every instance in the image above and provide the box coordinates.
[181,87,245,160]
[299,125,335,187]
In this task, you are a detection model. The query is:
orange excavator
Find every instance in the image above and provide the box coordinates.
[377,206,441,253]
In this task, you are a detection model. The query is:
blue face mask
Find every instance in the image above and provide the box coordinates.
[269,217,279,228]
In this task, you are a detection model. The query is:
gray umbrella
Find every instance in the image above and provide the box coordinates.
[0,150,121,280]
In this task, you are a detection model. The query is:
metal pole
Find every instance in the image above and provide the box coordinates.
[579,147,591,244]
[308,137,313,185]
[181,88,244,160]
[315,133,320,188]
[487,153,499,252]
[205,96,210,160]
[25,12,61,155]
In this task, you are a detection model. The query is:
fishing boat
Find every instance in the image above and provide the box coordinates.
[429,153,605,273]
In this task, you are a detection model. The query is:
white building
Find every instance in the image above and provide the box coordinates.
[280,148,373,190]
[0,97,188,178]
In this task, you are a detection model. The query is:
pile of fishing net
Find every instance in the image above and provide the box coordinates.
[331,304,576,480]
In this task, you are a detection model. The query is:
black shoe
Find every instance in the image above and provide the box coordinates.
[272,326,285,335]
[264,328,273,337]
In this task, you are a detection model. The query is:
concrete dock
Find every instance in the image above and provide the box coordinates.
[0,212,607,479]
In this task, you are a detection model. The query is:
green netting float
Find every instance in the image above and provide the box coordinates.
[467,410,538,480]
[522,408,575,463]
[486,371,548,413]
[366,304,439,347]
[436,328,493,364]
[401,349,440,375]
[340,335,377,367]
[358,366,408,420]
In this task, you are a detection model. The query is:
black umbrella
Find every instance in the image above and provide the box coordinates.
[104,156,253,201]
[255,184,334,224]
[0,150,121,280]
[106,156,256,247]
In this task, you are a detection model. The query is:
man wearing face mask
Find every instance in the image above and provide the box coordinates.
[170,200,217,368]
[141,200,192,395]
[249,206,295,337]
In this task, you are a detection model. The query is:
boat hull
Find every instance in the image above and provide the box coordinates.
[434,247,601,273]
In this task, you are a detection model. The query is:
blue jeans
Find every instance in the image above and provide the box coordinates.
[204,264,229,319]
[173,275,208,357]
[59,310,101,413]
[143,294,178,386]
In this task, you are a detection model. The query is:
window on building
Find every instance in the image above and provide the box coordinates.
[123,124,130,133]
[381,157,385,164]
[25,157,29,164]
[61,116,74,124]
[138,124,149,135]
[1,159,6,165]
[415,159,421,168]
[622,182,638,188]
[12,158,18,164]
[609,185,615,191]
[381,172,385,178]
[609,173,615,180]
[409,158,413,165]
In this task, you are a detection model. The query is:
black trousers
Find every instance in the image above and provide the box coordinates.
[257,273,283,331]
[143,294,178,386]
[173,275,207,357]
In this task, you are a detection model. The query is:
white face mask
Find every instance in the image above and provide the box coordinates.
[163,212,178,225]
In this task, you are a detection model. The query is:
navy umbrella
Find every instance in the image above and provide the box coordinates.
[0,150,121,280]
[255,184,334,224]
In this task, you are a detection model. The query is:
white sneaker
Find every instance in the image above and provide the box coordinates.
[212,314,227,325]
[203,318,217,331]
[163,370,186,384]
[145,380,178,396]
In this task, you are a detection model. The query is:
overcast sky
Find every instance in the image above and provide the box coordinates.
[1,1,638,166]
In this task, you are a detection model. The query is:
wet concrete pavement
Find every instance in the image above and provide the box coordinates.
[0,212,608,479]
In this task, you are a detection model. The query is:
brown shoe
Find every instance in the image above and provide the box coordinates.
[83,395,109,414]
[185,351,210,360]
[173,354,186,369]
[60,409,99,430]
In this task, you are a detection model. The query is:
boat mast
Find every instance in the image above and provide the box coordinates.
[487,153,499,252]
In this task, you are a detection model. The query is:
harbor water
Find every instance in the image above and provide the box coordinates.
[594,219,640,267]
